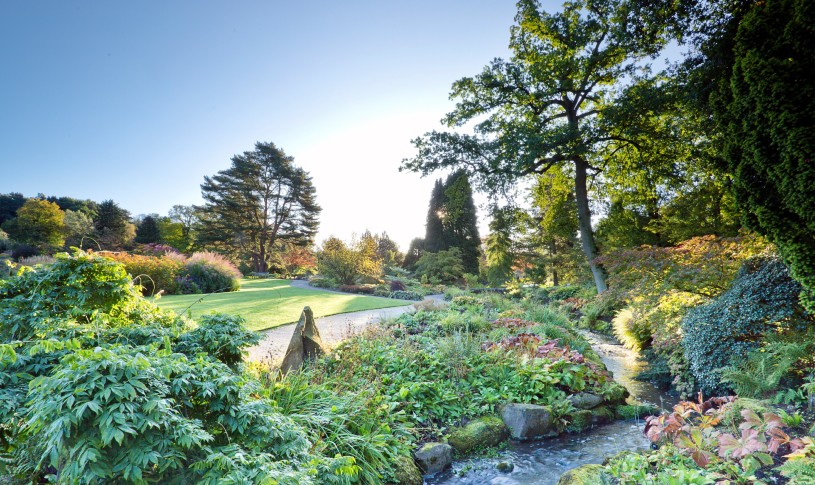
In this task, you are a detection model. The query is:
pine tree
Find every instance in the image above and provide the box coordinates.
[442,171,480,275]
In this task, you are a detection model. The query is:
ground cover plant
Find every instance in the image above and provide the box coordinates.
[0,251,363,484]
[597,390,815,484]
[155,277,411,331]
[293,291,631,454]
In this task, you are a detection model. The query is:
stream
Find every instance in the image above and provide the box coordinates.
[425,332,679,485]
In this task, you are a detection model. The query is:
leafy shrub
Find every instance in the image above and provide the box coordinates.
[720,339,813,399]
[414,248,464,284]
[181,251,241,293]
[309,276,337,288]
[389,290,423,301]
[103,252,184,296]
[0,250,358,484]
[175,313,260,368]
[682,257,814,394]
[390,279,407,291]
[611,307,652,351]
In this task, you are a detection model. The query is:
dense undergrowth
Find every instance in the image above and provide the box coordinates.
[0,251,633,484]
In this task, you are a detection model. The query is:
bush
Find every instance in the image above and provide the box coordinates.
[175,313,260,368]
[181,251,241,293]
[389,290,423,301]
[682,257,814,394]
[11,243,38,260]
[611,307,652,352]
[308,276,337,289]
[103,252,184,296]
[414,248,464,284]
[390,279,407,292]
[17,255,56,267]
[337,284,376,295]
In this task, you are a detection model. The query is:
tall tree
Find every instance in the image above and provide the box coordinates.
[134,215,162,244]
[424,180,446,252]
[707,0,815,310]
[1,199,65,251]
[402,0,673,292]
[0,193,25,226]
[168,204,198,250]
[441,171,481,275]
[94,200,135,250]
[198,142,321,273]
[484,206,521,286]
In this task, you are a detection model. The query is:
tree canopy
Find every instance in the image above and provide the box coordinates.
[198,142,321,273]
[402,0,676,292]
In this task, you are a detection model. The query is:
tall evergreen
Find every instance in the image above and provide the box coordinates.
[442,171,480,275]
[424,179,445,252]
[134,215,161,244]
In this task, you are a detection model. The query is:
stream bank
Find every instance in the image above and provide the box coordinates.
[425,332,677,485]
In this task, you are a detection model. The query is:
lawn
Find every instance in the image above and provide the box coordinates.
[155,278,412,331]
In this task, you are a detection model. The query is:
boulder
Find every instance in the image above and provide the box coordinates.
[568,392,604,410]
[566,410,593,433]
[280,306,325,373]
[447,416,509,453]
[590,406,615,426]
[388,455,423,485]
[414,442,452,475]
[501,403,559,440]
[557,464,614,484]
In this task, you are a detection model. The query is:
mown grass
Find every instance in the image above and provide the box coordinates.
[155,278,411,331]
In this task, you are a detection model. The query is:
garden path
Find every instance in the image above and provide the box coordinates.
[245,283,443,366]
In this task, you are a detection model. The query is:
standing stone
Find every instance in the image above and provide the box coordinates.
[280,306,325,373]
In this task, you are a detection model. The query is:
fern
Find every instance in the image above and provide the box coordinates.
[721,341,810,398]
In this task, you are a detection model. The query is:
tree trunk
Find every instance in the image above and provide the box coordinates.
[573,158,608,293]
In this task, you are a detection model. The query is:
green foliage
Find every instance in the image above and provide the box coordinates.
[1,198,65,251]
[612,307,652,352]
[713,0,815,313]
[104,252,184,296]
[414,248,464,284]
[175,313,260,368]
[134,214,162,244]
[0,250,357,484]
[317,235,383,286]
[682,257,814,395]
[198,141,321,273]
[720,339,813,399]
[95,199,135,250]
[389,290,423,301]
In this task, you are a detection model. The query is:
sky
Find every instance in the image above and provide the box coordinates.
[0,1,572,250]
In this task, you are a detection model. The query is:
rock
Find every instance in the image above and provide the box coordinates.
[280,306,325,373]
[809,422,815,438]
[615,403,660,420]
[556,464,614,484]
[568,392,604,410]
[414,442,452,475]
[496,461,514,473]
[501,403,559,440]
[388,455,423,485]
[447,416,509,454]
[566,410,593,433]
[590,406,615,426]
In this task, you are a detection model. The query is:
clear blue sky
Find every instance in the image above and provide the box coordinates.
[0,1,563,250]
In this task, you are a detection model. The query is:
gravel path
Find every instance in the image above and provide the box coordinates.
[245,281,444,367]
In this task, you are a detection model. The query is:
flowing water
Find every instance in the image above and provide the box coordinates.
[425,332,679,485]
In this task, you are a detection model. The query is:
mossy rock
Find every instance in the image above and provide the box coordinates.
[388,454,423,485]
[602,383,629,404]
[447,416,509,454]
[557,464,614,484]
[615,403,661,420]
[590,406,616,426]
[566,409,593,433]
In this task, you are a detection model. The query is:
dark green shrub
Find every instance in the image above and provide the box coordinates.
[338,284,376,295]
[682,257,814,394]
[175,313,260,368]
[390,279,407,291]
[11,243,38,260]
